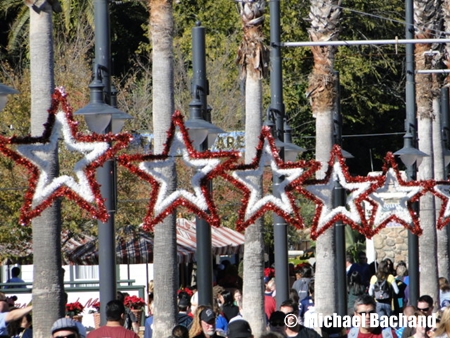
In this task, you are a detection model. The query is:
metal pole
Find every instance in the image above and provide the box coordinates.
[192,23,213,306]
[442,87,450,175]
[405,0,419,306]
[441,88,450,261]
[270,0,289,307]
[334,182,347,317]
[333,71,347,317]
[94,0,116,324]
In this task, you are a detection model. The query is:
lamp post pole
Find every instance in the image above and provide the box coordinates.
[270,0,289,307]
[94,0,116,323]
[333,71,347,318]
[441,87,450,262]
[191,22,213,306]
[405,0,419,306]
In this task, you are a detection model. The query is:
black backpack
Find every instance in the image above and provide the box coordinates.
[373,278,391,301]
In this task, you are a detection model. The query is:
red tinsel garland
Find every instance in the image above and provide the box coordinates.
[0,88,132,225]
[220,126,320,232]
[356,152,431,237]
[296,145,381,240]
[432,182,450,230]
[117,110,240,231]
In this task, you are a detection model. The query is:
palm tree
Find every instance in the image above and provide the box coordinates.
[28,1,64,337]
[306,0,342,324]
[149,0,178,336]
[236,0,268,336]
[1,0,90,53]
[414,0,442,301]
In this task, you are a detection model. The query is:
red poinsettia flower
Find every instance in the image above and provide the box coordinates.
[124,295,146,310]
[92,301,100,312]
[66,301,84,316]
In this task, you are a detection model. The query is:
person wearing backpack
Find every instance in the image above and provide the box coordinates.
[368,260,399,317]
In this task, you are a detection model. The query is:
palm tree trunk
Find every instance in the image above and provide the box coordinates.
[307,0,341,325]
[241,77,266,337]
[150,0,178,336]
[414,0,441,301]
[29,2,64,337]
[236,1,268,335]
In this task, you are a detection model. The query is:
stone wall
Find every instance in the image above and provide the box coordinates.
[373,226,408,262]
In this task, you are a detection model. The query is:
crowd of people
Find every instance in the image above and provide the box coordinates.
[140,253,450,338]
[5,255,450,338]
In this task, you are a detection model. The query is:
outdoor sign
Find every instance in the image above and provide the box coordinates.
[132,131,246,152]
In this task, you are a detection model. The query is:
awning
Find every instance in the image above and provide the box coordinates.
[63,219,245,265]
[176,218,245,256]
[63,225,195,265]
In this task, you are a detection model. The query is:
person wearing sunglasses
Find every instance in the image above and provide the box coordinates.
[348,295,397,338]
[51,318,80,338]
[402,296,435,338]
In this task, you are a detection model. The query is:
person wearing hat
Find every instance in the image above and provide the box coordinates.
[192,307,220,338]
[51,318,80,338]
[226,318,253,338]
[177,292,193,328]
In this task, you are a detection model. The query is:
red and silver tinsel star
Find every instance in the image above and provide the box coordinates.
[118,111,240,231]
[297,145,378,240]
[0,88,131,225]
[429,181,450,230]
[359,152,428,237]
[223,127,319,231]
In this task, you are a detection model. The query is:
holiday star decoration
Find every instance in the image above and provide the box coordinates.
[359,152,430,237]
[297,145,379,240]
[117,111,240,231]
[0,88,131,225]
[430,182,450,230]
[222,127,320,231]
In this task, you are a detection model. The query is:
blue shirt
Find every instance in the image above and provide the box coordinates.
[0,312,7,335]
[144,316,153,338]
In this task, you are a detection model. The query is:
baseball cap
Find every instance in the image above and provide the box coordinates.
[200,308,215,323]
[178,293,191,307]
[51,318,79,335]
[227,318,252,338]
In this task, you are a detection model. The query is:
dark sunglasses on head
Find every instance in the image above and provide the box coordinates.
[418,307,430,312]
[54,335,77,338]
[270,322,285,327]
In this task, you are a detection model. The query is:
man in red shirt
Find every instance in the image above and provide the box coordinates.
[87,300,139,338]
[348,295,397,338]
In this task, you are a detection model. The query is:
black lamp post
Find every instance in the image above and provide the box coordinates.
[75,71,132,324]
[393,0,427,306]
[269,0,307,307]
[185,22,224,306]
[333,71,347,319]
[269,0,289,307]
[74,0,132,324]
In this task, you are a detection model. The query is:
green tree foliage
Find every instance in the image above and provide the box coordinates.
[0,0,416,259]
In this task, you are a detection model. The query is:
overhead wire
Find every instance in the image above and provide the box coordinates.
[261,0,449,39]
